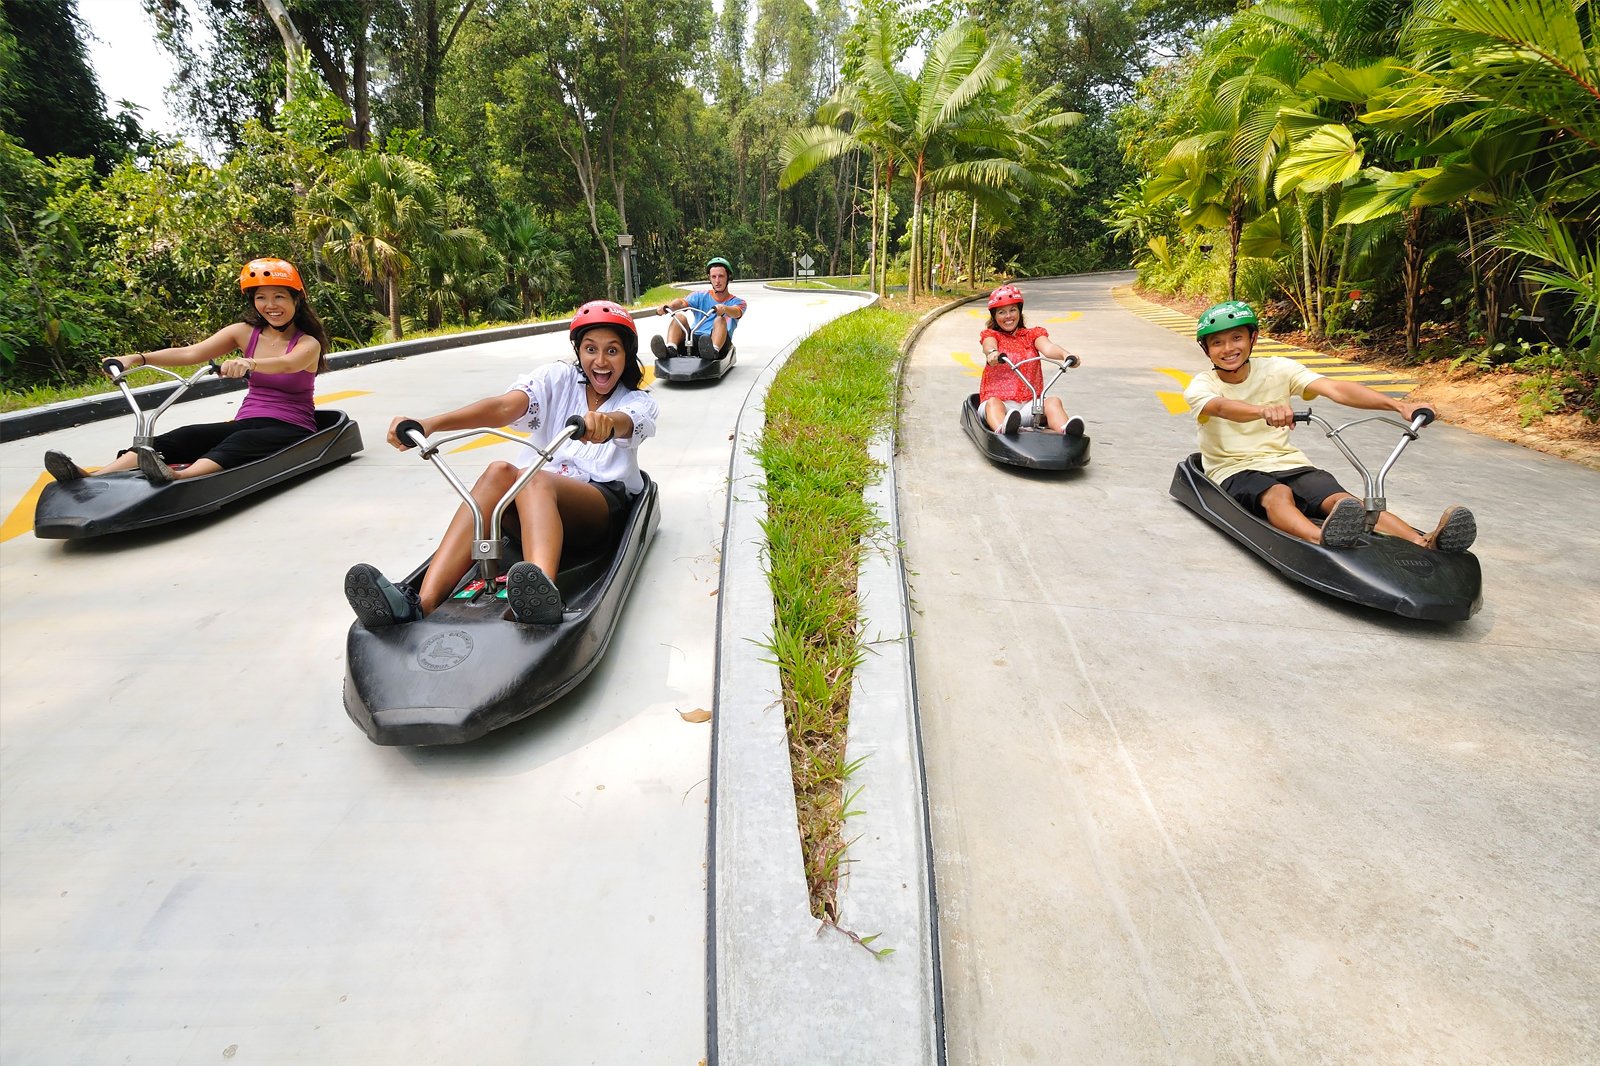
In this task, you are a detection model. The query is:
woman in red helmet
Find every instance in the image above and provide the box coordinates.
[978,283,1084,436]
[344,299,659,627]
[43,257,331,484]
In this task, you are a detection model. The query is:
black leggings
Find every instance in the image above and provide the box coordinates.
[145,418,311,470]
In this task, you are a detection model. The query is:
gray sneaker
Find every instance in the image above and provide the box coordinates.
[1318,498,1368,548]
[506,561,563,625]
[1422,505,1477,553]
[135,446,176,484]
[44,450,88,482]
[345,563,423,627]
[1001,409,1022,436]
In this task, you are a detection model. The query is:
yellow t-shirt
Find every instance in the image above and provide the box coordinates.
[1183,356,1324,485]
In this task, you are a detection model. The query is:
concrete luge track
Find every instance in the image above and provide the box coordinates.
[899,272,1600,1063]
[0,283,869,1063]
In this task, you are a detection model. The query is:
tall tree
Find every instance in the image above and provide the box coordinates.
[0,0,133,170]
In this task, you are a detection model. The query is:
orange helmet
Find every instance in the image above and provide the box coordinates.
[987,284,1024,310]
[240,258,304,293]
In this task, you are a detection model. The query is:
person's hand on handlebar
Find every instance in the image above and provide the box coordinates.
[1394,400,1434,425]
[575,410,618,444]
[386,415,429,450]
[219,357,253,379]
[983,346,1000,366]
[1258,402,1297,428]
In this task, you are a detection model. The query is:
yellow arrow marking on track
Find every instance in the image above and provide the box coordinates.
[314,390,373,405]
[1155,368,1194,416]
[951,351,983,377]
[2,469,98,543]
[1042,312,1083,324]
[448,427,529,454]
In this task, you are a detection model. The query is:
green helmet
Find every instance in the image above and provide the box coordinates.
[1196,301,1258,343]
[706,256,733,275]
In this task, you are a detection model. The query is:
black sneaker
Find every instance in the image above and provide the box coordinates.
[135,446,176,484]
[1318,498,1367,549]
[44,450,88,482]
[1063,416,1086,437]
[506,561,563,624]
[1422,505,1477,553]
[345,563,423,627]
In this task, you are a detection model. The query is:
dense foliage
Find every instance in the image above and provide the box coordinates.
[10,0,1592,419]
[1112,0,1600,420]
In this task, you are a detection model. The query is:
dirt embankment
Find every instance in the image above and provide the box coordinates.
[1142,290,1600,471]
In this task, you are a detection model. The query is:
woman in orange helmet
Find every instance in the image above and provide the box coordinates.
[43,257,332,484]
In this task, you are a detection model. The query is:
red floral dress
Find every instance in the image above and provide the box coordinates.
[979,326,1050,402]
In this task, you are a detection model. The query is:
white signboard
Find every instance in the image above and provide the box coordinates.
[798,253,815,269]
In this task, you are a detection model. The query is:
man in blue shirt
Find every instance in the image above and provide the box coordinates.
[654,257,747,360]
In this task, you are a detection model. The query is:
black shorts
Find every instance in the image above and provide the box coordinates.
[145,418,311,470]
[506,479,630,528]
[1220,466,1348,520]
[591,480,630,525]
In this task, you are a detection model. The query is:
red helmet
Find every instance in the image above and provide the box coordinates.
[987,284,1024,310]
[569,299,638,359]
[240,257,304,293]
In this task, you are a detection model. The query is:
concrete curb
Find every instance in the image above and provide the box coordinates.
[0,311,667,443]
[709,292,972,1064]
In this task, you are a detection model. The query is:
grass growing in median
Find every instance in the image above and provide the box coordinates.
[755,302,921,921]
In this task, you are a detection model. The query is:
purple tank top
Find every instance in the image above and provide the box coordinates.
[236,328,317,432]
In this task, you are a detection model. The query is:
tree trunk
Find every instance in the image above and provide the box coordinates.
[388,273,402,340]
[1228,192,1242,300]
[1403,206,1423,361]
[351,31,371,150]
[908,162,924,300]
[967,199,979,285]
[1297,196,1317,340]
[260,0,306,102]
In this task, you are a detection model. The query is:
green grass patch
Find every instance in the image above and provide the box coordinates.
[755,303,921,922]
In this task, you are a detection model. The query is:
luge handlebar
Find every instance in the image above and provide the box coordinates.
[394,419,427,450]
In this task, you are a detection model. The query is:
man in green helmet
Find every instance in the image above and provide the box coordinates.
[1182,300,1476,551]
[654,256,747,361]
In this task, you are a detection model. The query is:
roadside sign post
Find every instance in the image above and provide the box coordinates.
[617,233,634,303]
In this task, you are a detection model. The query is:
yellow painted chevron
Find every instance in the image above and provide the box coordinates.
[1110,285,1417,409]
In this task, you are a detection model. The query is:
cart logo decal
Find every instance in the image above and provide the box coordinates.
[418,630,474,671]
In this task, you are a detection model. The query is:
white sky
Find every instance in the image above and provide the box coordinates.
[77,0,188,141]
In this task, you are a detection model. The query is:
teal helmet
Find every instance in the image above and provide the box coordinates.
[1196,301,1259,345]
[706,256,733,275]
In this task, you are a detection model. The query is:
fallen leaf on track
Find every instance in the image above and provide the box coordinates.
[678,708,712,723]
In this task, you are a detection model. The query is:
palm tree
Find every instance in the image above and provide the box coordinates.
[304,151,485,340]
[783,15,1069,298]
[484,205,573,316]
